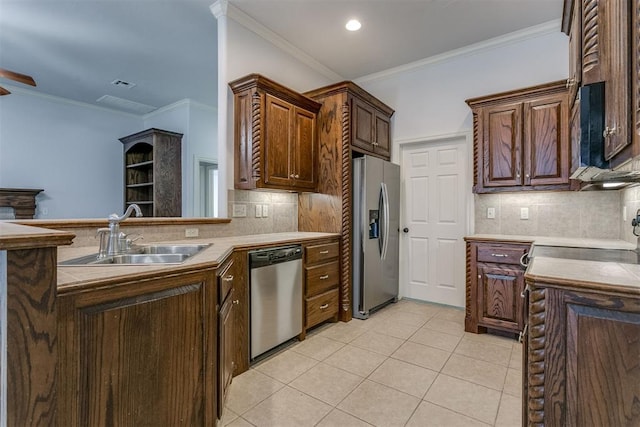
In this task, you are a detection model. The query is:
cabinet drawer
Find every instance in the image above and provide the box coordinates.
[306,288,339,329]
[477,245,527,265]
[305,261,339,296]
[218,258,235,303]
[305,242,339,265]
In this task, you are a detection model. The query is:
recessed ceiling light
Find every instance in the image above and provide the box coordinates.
[345,19,361,31]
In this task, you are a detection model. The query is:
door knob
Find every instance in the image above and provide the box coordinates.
[403,227,409,233]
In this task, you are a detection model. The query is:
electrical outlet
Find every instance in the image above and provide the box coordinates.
[262,204,269,217]
[185,228,199,238]
[40,207,49,216]
[232,203,247,217]
[520,207,529,220]
[487,207,496,219]
[255,204,262,218]
[623,206,627,222]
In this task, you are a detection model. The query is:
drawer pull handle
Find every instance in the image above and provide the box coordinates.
[518,324,528,343]
[319,303,329,310]
[224,275,234,282]
[491,253,508,258]
[233,300,239,305]
[319,250,329,254]
[319,274,329,280]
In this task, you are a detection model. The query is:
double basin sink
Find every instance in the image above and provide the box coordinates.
[59,244,211,266]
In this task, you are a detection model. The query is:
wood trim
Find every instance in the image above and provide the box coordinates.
[465,80,568,107]
[340,101,353,322]
[527,287,546,426]
[304,81,395,117]
[13,217,232,230]
[0,222,74,250]
[228,74,321,113]
[251,91,262,181]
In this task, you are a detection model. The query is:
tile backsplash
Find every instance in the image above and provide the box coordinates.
[226,189,298,235]
[474,190,622,239]
[621,185,640,245]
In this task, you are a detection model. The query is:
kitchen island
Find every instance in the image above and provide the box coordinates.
[465,233,640,427]
[4,218,339,426]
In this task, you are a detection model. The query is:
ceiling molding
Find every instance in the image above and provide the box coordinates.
[213,0,343,82]
[355,19,562,84]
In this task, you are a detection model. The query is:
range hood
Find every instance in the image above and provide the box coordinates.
[572,81,639,189]
[571,166,640,189]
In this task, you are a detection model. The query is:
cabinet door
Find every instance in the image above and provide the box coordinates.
[264,94,294,187]
[292,107,317,190]
[569,95,581,188]
[352,97,376,151]
[218,291,235,419]
[541,288,640,426]
[603,0,630,160]
[58,273,216,426]
[523,93,570,186]
[581,0,608,85]
[482,103,523,187]
[477,263,524,332]
[568,0,581,106]
[374,112,391,159]
[634,0,640,158]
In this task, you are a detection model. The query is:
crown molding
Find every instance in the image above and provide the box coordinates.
[211,0,343,82]
[355,19,562,84]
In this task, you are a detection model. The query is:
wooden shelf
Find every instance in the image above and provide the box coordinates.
[126,160,154,169]
[126,182,153,188]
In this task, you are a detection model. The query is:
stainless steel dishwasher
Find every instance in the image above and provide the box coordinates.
[249,245,303,360]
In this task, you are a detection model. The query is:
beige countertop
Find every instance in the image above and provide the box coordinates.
[465,234,637,250]
[465,233,640,295]
[57,232,339,294]
[0,221,74,250]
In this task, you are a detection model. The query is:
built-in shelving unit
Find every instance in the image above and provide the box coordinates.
[119,128,182,217]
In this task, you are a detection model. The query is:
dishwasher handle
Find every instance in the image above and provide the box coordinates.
[249,245,303,268]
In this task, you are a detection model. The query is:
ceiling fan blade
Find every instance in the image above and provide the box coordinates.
[0,68,36,87]
[0,86,10,96]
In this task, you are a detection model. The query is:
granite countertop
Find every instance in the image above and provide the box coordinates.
[465,233,640,295]
[57,232,339,294]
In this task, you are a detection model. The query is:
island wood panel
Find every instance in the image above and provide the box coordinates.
[6,247,58,426]
[57,270,216,427]
[527,286,640,426]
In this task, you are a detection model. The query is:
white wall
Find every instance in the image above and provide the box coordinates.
[0,90,141,218]
[355,25,569,161]
[212,0,339,211]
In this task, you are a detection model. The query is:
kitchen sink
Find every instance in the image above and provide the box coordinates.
[59,243,211,266]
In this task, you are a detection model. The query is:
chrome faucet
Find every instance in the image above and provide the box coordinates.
[97,204,143,258]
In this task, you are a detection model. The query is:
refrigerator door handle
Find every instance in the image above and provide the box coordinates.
[380,182,390,260]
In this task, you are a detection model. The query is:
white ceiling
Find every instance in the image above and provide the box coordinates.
[0,0,563,114]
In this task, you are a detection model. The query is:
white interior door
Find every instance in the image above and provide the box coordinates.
[401,136,469,307]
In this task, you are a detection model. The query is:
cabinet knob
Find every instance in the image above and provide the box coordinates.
[565,77,576,88]
[603,126,617,138]
[290,174,295,178]
[294,174,300,179]
[223,275,234,282]
[516,173,520,179]
[233,299,239,305]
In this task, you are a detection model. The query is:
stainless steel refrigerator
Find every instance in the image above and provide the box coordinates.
[352,155,400,319]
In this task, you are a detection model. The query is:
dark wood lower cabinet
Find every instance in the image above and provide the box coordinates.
[524,283,640,426]
[57,269,217,426]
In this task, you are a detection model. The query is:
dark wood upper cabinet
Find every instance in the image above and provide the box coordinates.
[229,74,321,192]
[563,0,634,166]
[351,96,392,159]
[466,81,570,193]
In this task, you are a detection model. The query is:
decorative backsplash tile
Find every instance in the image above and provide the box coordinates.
[474,190,622,239]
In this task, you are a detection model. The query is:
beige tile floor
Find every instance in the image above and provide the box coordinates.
[221,299,522,427]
